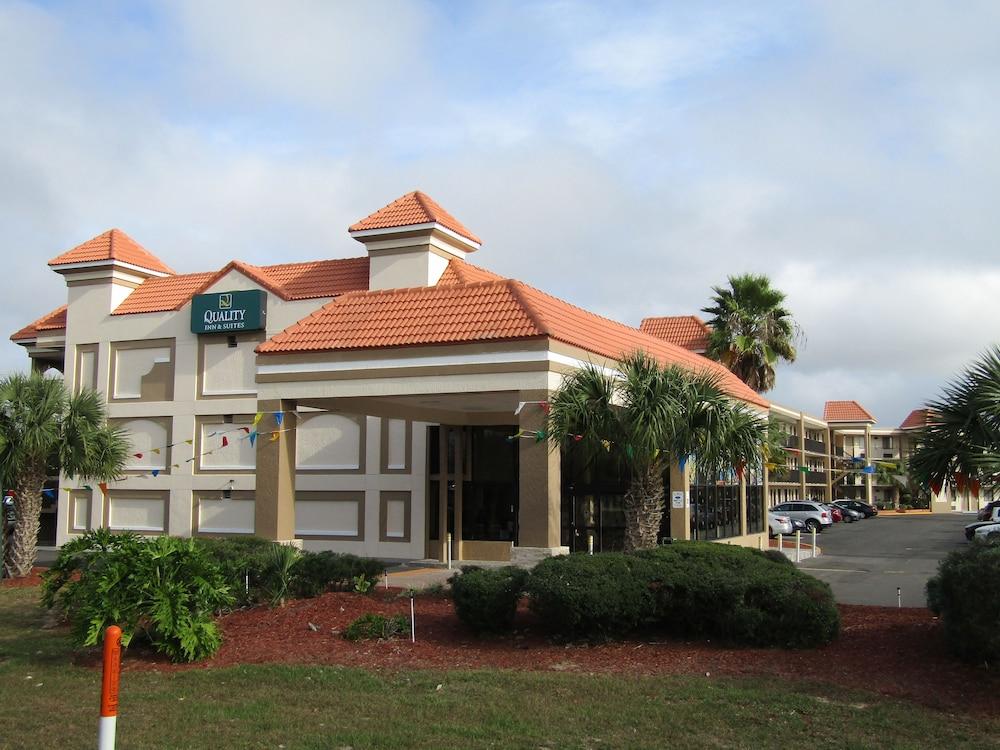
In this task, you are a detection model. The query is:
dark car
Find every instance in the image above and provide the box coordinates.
[835,499,878,518]
[965,506,1000,540]
[977,500,1000,522]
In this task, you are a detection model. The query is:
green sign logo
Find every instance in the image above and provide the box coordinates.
[191,290,266,335]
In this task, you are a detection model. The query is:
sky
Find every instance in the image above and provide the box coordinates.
[2,0,998,426]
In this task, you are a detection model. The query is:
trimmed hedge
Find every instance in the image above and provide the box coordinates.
[927,544,1000,665]
[526,543,839,647]
[450,566,529,633]
[194,537,384,605]
[290,551,385,598]
[526,554,658,638]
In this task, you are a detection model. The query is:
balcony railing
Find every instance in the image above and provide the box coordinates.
[769,470,799,483]
[804,438,827,454]
[805,471,827,484]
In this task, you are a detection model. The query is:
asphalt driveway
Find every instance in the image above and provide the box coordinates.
[798,513,971,607]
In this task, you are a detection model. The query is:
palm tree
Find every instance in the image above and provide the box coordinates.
[909,347,1000,497]
[702,274,799,392]
[0,372,129,577]
[547,351,766,551]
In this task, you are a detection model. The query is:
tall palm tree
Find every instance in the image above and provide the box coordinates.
[547,352,766,551]
[909,347,1000,496]
[0,372,129,577]
[702,274,799,392]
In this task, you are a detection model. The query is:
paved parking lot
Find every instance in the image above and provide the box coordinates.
[798,513,971,607]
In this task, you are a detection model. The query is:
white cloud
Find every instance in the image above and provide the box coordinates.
[1,0,998,431]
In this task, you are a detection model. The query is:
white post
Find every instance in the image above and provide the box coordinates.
[897,587,902,609]
[587,533,594,556]
[384,571,389,590]
[446,532,452,570]
[98,626,121,750]
[811,527,817,554]
[410,596,416,643]
[795,530,801,563]
[777,533,783,553]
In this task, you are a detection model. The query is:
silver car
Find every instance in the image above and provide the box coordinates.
[768,511,793,537]
[770,501,833,532]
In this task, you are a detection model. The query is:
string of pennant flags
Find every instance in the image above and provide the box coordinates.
[48,401,982,499]
[60,410,301,494]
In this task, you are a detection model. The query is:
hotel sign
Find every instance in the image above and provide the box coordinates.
[190,290,266,334]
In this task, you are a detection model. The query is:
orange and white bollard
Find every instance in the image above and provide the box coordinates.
[98,625,122,750]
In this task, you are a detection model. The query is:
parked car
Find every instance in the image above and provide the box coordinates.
[768,511,793,537]
[965,506,1000,540]
[834,499,878,518]
[972,523,1000,544]
[831,501,864,522]
[977,500,1000,522]
[828,505,844,523]
[770,501,833,532]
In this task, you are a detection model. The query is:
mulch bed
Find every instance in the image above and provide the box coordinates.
[0,568,46,588]
[110,589,1000,716]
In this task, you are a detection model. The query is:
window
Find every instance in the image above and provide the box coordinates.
[196,415,256,473]
[74,344,98,394]
[112,418,172,475]
[110,339,175,401]
[380,418,411,473]
[104,491,169,533]
[294,491,364,540]
[193,491,255,535]
[380,491,411,542]
[296,413,364,472]
[198,332,262,397]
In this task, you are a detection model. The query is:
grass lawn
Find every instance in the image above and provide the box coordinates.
[2,587,997,750]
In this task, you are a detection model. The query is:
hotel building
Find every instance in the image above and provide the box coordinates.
[11,192,976,561]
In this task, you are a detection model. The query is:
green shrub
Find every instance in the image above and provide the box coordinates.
[343,613,409,641]
[635,544,839,648]
[524,544,839,647]
[450,566,528,633]
[289,551,386,598]
[262,543,301,607]
[760,549,795,566]
[42,532,233,662]
[194,536,278,607]
[195,539,385,605]
[526,553,658,638]
[927,544,1000,665]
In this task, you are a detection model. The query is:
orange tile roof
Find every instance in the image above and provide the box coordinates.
[349,191,481,245]
[112,272,216,315]
[639,315,711,351]
[111,258,370,315]
[48,229,175,275]
[10,305,67,342]
[437,258,505,285]
[257,280,768,408]
[899,408,933,430]
[823,400,876,423]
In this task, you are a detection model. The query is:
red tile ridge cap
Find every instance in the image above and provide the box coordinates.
[190,259,289,301]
